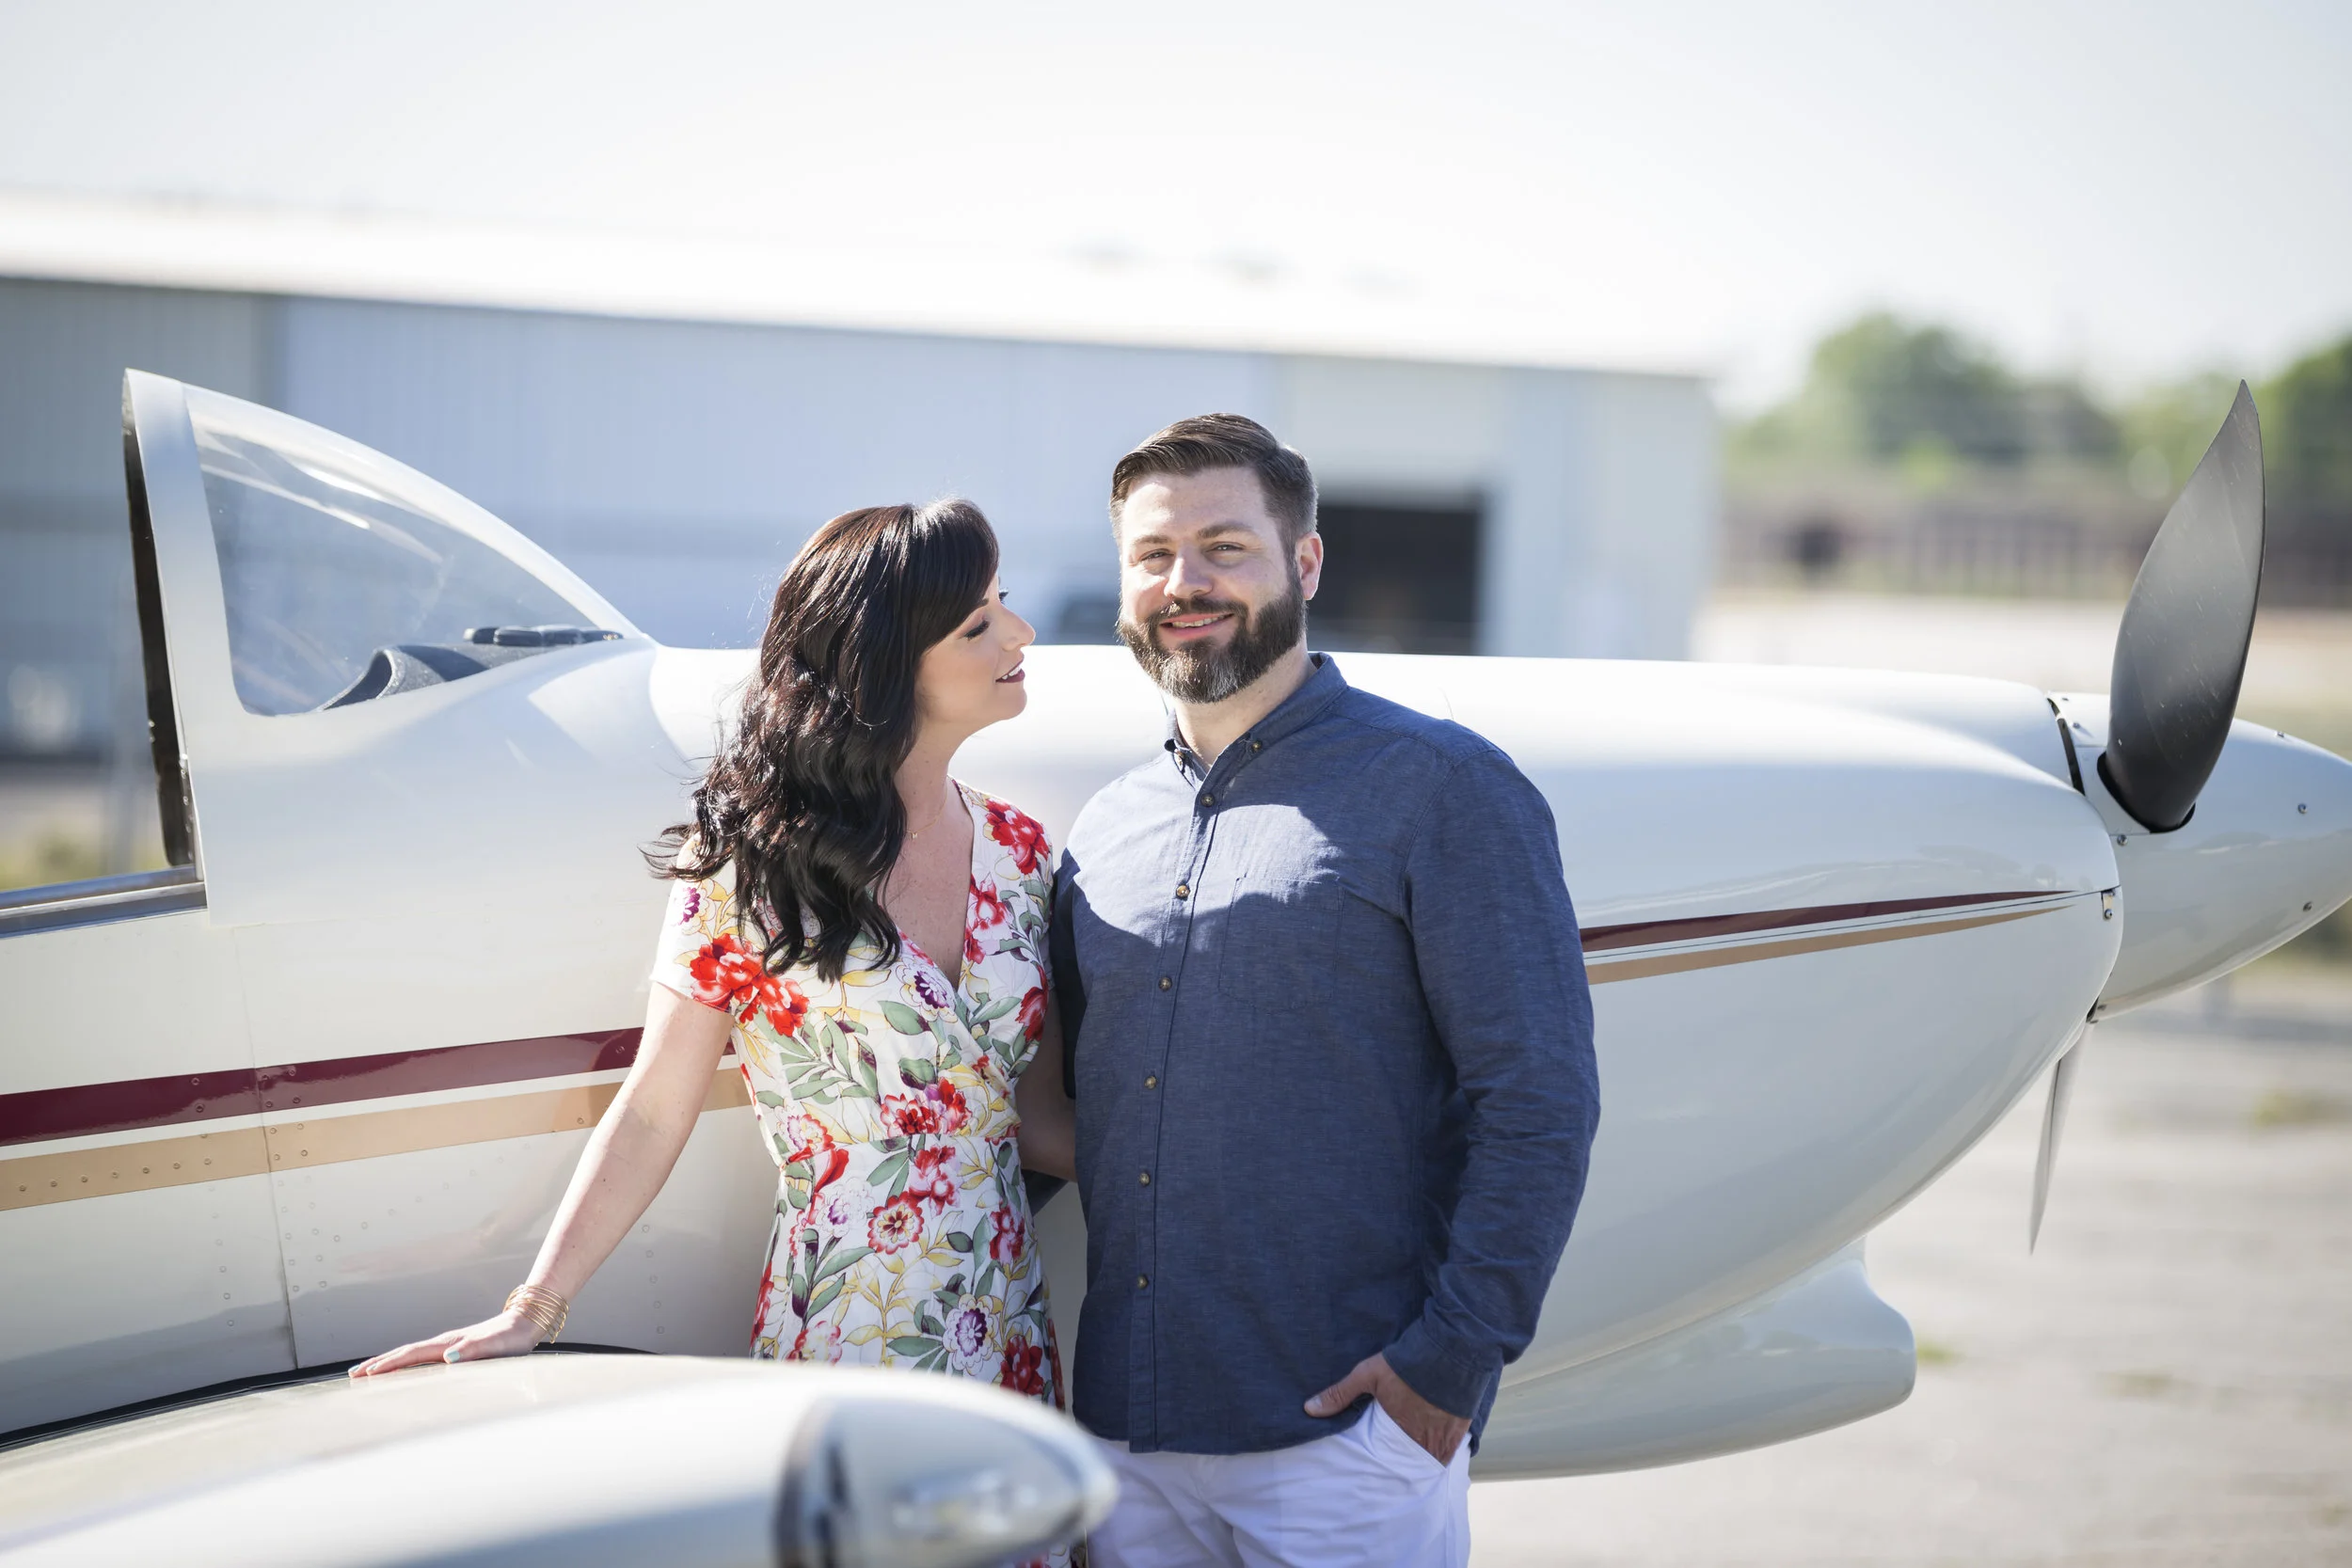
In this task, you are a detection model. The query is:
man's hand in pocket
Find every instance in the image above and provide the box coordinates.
[1304,1352,1471,1465]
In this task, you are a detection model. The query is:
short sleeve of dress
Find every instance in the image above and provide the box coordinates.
[973,791,1057,1014]
[648,856,747,1013]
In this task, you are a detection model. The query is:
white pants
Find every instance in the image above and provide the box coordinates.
[1088,1404,1470,1568]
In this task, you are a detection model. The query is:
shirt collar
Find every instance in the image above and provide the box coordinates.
[1161,653,1348,766]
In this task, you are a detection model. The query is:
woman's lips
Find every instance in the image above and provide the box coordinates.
[995,664,1025,684]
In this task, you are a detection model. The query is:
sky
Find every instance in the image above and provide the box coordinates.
[1,0,2347,407]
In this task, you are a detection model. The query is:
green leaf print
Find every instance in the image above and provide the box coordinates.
[972,996,1017,1024]
[866,1148,912,1195]
[754,1089,787,1109]
[945,1229,975,1253]
[898,1055,938,1086]
[806,1276,847,1319]
[886,1335,938,1358]
[918,1310,945,1337]
[811,1244,871,1286]
[880,1000,929,1037]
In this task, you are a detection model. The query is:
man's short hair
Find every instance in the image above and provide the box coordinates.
[1109,414,1318,546]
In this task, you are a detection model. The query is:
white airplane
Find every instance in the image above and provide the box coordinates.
[0,372,2345,1562]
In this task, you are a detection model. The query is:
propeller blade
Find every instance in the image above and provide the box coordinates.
[2100,383,2265,832]
[2029,1029,2090,1252]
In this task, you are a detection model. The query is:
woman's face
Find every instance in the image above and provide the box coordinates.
[914,578,1035,737]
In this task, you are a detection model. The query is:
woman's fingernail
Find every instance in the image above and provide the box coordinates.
[444,1347,463,1363]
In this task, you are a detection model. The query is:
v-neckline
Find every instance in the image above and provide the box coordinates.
[892,779,985,1005]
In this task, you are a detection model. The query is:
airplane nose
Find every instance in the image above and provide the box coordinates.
[2057,697,2352,1015]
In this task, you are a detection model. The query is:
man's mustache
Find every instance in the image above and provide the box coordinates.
[1148,596,1251,630]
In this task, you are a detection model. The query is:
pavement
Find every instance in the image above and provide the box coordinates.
[1469,967,2352,1566]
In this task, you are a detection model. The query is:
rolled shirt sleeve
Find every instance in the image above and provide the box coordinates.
[1379,750,1599,1418]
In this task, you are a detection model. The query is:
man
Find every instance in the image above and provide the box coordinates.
[1048,414,1599,1567]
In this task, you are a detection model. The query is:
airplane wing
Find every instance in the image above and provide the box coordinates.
[0,1354,1112,1565]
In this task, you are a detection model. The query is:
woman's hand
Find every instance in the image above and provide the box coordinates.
[348,1309,543,1377]
[346,986,735,1380]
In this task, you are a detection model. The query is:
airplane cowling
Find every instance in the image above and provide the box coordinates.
[2054,693,2352,1016]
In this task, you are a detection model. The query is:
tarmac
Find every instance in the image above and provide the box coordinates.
[1469,966,2352,1566]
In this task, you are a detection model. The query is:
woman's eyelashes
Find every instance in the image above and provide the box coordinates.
[960,588,1010,640]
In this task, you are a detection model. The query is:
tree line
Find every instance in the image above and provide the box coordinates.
[1734,313,2352,571]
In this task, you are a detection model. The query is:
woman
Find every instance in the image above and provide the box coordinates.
[353,499,1078,1411]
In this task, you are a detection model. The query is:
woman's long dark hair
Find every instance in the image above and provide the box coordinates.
[657,499,999,982]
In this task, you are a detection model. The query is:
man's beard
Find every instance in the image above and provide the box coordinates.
[1118,570,1307,705]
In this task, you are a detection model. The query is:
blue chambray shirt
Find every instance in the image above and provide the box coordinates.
[1047,654,1599,1455]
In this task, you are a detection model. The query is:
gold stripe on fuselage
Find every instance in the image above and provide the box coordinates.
[0,1069,750,1212]
[1584,904,2058,985]
[4,901,2073,1210]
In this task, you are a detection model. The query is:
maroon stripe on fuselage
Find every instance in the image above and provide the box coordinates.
[0,1029,643,1149]
[1579,890,2048,953]
[0,1069,261,1149]
[1,889,2058,1149]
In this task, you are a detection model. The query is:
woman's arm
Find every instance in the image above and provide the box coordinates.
[1015,994,1077,1181]
[350,983,735,1375]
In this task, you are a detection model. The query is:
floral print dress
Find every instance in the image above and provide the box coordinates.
[651,783,1065,1412]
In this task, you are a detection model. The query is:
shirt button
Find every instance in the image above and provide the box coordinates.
[1144,1074,1158,1089]
[1200,792,1215,808]
[1138,1170,1152,1185]
[1158,975,1171,991]
[1250,740,1263,752]
[1136,1275,1150,1290]
[1174,882,1190,899]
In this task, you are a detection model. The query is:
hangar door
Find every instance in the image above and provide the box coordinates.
[1311,499,1484,656]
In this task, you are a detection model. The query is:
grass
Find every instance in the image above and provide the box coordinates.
[0,831,107,895]
[2249,1088,2351,1130]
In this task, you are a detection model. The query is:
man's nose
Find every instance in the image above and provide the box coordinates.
[1165,546,1211,600]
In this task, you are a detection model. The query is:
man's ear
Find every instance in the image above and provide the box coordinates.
[1295,530,1325,600]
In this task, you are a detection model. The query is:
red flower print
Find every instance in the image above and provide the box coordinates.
[882,1094,941,1138]
[1016,986,1046,1043]
[789,1318,840,1363]
[809,1142,849,1205]
[997,1331,1046,1397]
[930,1080,970,1135]
[750,1256,777,1346]
[984,800,1049,874]
[908,1145,959,1207]
[687,933,808,1035]
[868,1193,926,1253]
[971,881,1009,930]
[1044,1321,1067,1413]
[964,927,986,969]
[989,1204,1026,1264]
